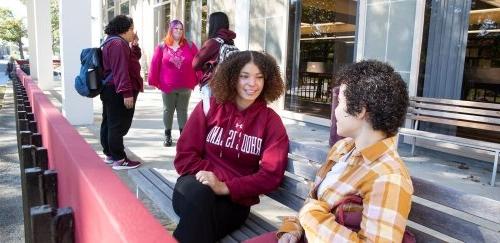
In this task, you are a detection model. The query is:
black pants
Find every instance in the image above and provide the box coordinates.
[100,85,136,161]
[172,175,250,243]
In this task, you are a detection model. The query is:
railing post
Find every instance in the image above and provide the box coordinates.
[43,170,58,208]
[34,147,49,170]
[52,207,74,243]
[30,205,54,243]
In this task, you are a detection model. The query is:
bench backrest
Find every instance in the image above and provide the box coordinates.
[266,141,500,242]
[407,96,500,131]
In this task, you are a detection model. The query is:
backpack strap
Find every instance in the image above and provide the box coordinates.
[100,36,125,48]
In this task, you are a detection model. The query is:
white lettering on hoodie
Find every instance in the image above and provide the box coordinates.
[206,126,263,156]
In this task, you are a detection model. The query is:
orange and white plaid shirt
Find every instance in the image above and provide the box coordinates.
[278,136,413,243]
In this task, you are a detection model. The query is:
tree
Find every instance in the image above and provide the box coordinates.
[0,8,27,59]
[51,0,59,55]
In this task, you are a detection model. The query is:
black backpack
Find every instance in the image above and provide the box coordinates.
[74,36,123,98]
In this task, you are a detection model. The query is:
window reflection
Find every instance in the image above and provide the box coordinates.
[463,1,500,104]
[285,0,357,118]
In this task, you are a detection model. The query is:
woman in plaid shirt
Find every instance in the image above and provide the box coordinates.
[247,60,413,243]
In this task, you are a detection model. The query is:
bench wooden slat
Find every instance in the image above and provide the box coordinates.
[129,170,180,223]
[409,203,500,242]
[411,96,500,110]
[412,177,500,224]
[267,188,305,212]
[410,101,500,118]
[408,107,500,125]
[142,169,175,200]
[289,141,328,164]
[399,128,500,151]
[406,114,500,131]
[247,213,278,232]
[244,215,273,234]
[406,226,448,243]
[219,236,238,243]
[286,158,321,181]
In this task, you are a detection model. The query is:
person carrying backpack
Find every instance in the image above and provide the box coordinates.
[100,15,144,170]
[148,20,199,147]
[192,12,237,114]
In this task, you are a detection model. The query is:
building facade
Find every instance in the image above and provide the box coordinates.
[102,0,499,141]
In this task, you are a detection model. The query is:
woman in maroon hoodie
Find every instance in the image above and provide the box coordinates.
[100,15,143,170]
[173,51,289,242]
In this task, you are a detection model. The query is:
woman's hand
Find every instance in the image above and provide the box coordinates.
[124,97,134,109]
[278,232,300,243]
[195,171,229,195]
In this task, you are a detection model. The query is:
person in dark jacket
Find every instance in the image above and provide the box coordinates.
[100,15,143,170]
[192,11,236,114]
[172,51,289,243]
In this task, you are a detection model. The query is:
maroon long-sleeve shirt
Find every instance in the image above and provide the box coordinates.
[102,37,144,98]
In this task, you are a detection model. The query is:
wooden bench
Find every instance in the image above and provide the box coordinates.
[398,96,500,186]
[129,141,500,242]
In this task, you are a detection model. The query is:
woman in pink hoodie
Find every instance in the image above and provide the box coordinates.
[172,51,289,243]
[148,20,199,146]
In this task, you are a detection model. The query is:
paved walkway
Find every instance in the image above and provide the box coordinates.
[0,61,24,242]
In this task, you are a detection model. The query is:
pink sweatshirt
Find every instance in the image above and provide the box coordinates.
[148,42,199,93]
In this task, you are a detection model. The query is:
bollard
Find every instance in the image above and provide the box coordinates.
[29,120,38,133]
[21,145,35,170]
[31,133,43,147]
[18,119,29,132]
[43,170,58,209]
[26,112,35,121]
[22,166,42,243]
[19,131,32,158]
[52,207,74,243]
[25,105,32,113]
[25,167,44,208]
[30,205,54,243]
[34,147,48,170]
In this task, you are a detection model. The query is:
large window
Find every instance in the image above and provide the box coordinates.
[418,0,500,143]
[106,0,116,23]
[120,0,129,15]
[153,2,171,46]
[285,0,357,118]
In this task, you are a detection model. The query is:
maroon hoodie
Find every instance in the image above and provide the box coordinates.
[174,98,289,206]
[102,37,144,98]
[192,29,236,87]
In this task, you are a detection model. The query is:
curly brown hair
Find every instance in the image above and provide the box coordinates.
[209,51,284,103]
[336,60,409,137]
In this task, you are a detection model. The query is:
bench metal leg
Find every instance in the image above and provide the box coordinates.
[411,137,416,156]
[491,151,499,187]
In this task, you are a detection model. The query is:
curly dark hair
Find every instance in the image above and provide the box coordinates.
[209,51,284,103]
[104,15,133,35]
[336,60,409,137]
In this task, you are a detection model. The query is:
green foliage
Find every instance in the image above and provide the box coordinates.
[0,7,26,59]
[51,0,60,55]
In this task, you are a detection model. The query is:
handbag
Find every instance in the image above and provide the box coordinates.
[333,195,416,243]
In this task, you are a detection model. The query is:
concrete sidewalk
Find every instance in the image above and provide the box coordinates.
[0,65,24,242]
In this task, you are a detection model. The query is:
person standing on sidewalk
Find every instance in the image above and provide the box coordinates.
[192,12,236,114]
[148,20,199,147]
[100,15,144,170]
[172,51,289,243]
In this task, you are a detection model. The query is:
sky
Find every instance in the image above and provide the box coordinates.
[0,0,27,19]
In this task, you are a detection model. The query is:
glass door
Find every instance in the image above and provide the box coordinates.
[285,0,358,118]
